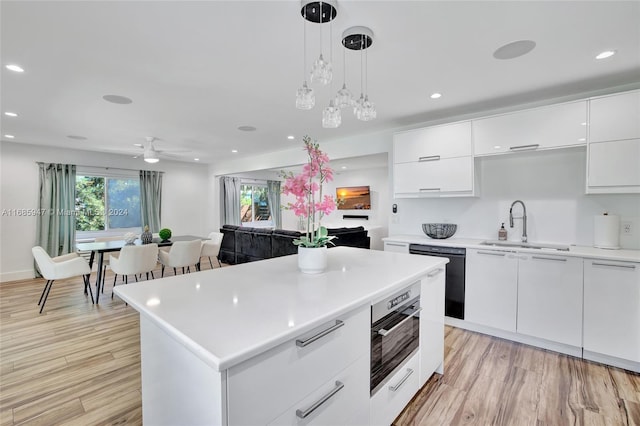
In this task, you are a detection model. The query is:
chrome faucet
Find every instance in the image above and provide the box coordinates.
[509,200,527,242]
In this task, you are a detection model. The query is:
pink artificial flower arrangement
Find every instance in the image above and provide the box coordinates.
[281,135,338,248]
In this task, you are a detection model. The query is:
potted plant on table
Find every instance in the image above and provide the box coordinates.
[281,135,338,274]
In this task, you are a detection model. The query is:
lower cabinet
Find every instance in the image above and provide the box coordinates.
[465,249,518,332]
[517,254,583,346]
[419,267,445,385]
[370,352,420,426]
[583,259,640,364]
[383,241,410,253]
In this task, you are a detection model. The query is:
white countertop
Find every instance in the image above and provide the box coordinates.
[114,247,447,372]
[383,234,640,262]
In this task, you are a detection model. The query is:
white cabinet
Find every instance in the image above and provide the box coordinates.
[393,121,472,163]
[227,306,369,425]
[370,352,420,426]
[589,90,640,143]
[587,91,640,194]
[465,249,518,332]
[383,241,410,253]
[473,100,587,156]
[517,254,583,347]
[583,259,640,365]
[393,156,474,197]
[419,267,445,386]
[393,121,475,197]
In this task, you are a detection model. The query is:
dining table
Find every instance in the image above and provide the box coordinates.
[76,235,206,303]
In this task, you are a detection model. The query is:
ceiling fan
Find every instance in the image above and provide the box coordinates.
[133,136,190,163]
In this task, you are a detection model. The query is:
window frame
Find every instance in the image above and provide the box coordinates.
[239,181,273,228]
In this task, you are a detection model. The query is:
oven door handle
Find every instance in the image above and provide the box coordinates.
[377,307,422,337]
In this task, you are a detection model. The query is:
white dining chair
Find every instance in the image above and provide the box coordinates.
[109,244,159,298]
[159,240,202,277]
[200,232,223,269]
[32,246,94,313]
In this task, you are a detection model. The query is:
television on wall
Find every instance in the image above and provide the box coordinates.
[336,186,371,210]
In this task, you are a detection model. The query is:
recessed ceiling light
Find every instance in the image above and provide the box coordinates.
[237,125,256,132]
[4,134,15,139]
[578,138,586,142]
[287,135,295,140]
[581,122,587,126]
[430,93,442,99]
[494,145,502,149]
[493,40,536,60]
[341,166,347,169]
[194,158,200,161]
[596,50,616,60]
[5,64,24,73]
[67,135,87,140]
[4,112,18,117]
[102,94,133,104]
[231,149,238,153]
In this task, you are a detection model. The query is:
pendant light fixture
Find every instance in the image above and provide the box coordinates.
[334,45,353,109]
[322,10,341,128]
[342,26,376,121]
[302,1,337,86]
[295,4,315,109]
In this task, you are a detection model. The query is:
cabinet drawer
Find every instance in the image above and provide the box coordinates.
[384,241,410,253]
[394,121,472,163]
[227,306,369,426]
[370,351,420,426]
[473,100,586,155]
[589,90,640,142]
[393,156,473,196]
[268,356,370,426]
[587,139,640,191]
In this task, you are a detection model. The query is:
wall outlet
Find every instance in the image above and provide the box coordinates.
[621,221,633,235]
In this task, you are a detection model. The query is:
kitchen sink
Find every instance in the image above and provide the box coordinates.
[480,240,570,251]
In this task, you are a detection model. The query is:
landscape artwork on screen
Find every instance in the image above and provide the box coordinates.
[336,186,371,210]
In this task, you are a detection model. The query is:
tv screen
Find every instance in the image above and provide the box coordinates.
[336,186,371,210]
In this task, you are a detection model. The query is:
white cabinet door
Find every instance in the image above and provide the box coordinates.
[587,139,640,193]
[393,156,474,196]
[465,249,518,332]
[517,254,583,347]
[384,241,410,253]
[473,100,587,156]
[394,121,472,164]
[584,259,640,363]
[370,352,420,426]
[589,90,640,143]
[419,267,445,386]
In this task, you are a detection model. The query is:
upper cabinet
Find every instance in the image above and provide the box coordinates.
[586,90,640,194]
[473,100,587,156]
[393,121,472,163]
[589,90,640,143]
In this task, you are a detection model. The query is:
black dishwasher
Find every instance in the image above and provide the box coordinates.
[409,244,466,320]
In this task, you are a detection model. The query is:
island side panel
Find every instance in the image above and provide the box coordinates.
[140,316,227,425]
[420,266,446,384]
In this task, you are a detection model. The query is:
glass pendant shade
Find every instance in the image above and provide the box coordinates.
[322,99,341,128]
[296,81,315,110]
[353,93,365,117]
[311,54,332,85]
[358,95,377,121]
[335,83,353,109]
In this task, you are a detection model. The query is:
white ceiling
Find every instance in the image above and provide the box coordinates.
[1,1,639,166]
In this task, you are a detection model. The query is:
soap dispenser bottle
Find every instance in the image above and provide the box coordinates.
[498,223,508,241]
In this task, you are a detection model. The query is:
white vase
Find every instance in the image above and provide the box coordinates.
[297,246,328,274]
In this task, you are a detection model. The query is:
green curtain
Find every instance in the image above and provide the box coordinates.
[36,163,77,257]
[140,170,163,233]
[267,180,282,229]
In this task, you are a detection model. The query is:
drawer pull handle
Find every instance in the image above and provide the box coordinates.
[419,155,441,162]
[419,188,441,192]
[477,251,506,256]
[386,243,407,247]
[296,320,344,347]
[389,368,414,392]
[427,268,444,278]
[378,307,422,337]
[592,262,636,270]
[509,144,540,151]
[532,256,567,262]
[295,381,344,419]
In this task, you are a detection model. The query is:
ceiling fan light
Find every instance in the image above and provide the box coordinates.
[144,157,159,163]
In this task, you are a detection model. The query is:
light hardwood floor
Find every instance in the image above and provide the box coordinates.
[1,265,639,425]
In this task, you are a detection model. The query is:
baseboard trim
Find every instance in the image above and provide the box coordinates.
[1,269,35,283]
[583,350,640,373]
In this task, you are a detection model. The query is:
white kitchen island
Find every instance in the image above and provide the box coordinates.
[114,246,448,425]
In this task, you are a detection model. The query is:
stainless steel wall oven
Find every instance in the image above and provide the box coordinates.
[370,282,421,395]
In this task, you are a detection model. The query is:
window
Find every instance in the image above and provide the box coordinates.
[240,184,272,226]
[75,175,141,233]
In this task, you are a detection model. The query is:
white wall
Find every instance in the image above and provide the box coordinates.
[389,147,640,249]
[0,141,209,282]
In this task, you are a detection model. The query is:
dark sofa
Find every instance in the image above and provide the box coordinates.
[219,225,370,265]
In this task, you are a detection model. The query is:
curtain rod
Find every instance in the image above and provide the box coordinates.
[35,162,164,174]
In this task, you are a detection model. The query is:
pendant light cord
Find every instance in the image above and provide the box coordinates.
[303,9,307,80]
